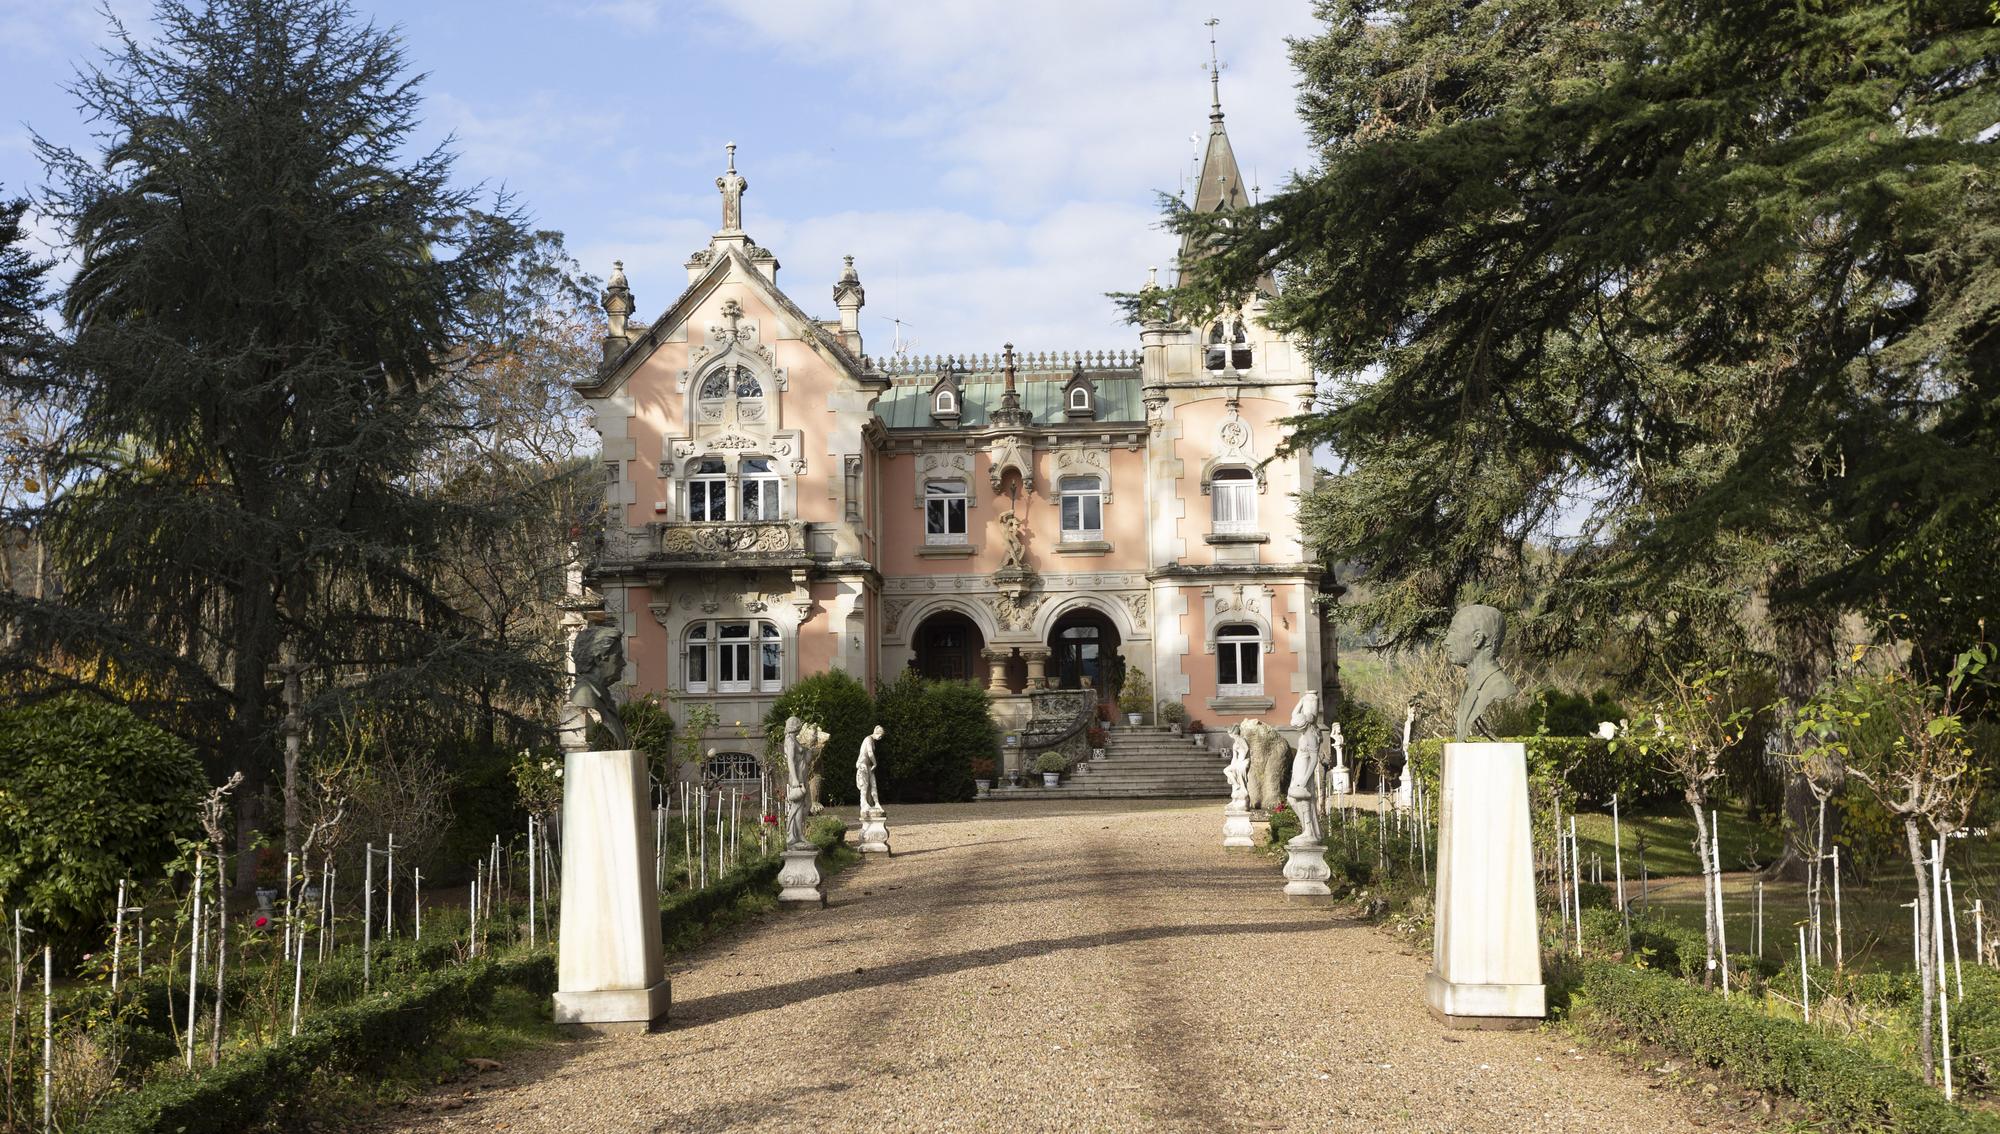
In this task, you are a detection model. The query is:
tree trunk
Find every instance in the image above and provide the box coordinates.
[1907,817,1935,1083]
[1691,790,1718,990]
[1762,583,1838,883]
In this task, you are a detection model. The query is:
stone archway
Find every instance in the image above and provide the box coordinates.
[1048,607,1121,705]
[911,610,985,683]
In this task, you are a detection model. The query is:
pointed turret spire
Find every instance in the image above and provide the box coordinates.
[717,142,748,233]
[1181,19,1248,264]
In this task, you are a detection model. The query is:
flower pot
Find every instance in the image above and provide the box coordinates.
[1091,748,1105,761]
[1169,724,1183,736]
[975,778,993,792]
[1126,713,1142,727]
[1041,772,1061,788]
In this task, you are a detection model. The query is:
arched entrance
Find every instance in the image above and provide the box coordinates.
[912,610,984,682]
[1048,608,1120,702]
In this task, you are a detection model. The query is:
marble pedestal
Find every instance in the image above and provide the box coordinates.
[858,808,891,854]
[1427,741,1545,1028]
[1282,839,1333,896]
[1395,774,1414,811]
[778,844,825,904]
[554,749,669,1034]
[1328,765,1352,795]
[1222,800,1254,847]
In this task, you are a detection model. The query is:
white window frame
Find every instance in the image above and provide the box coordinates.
[685,619,784,695]
[1216,623,1263,696]
[685,622,710,693]
[935,389,956,414]
[1205,320,1253,372]
[688,458,729,522]
[740,457,781,521]
[1212,467,1256,534]
[1059,475,1103,542]
[925,479,969,545]
[1068,387,1089,411]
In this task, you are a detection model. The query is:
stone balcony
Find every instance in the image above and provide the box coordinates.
[647,519,810,565]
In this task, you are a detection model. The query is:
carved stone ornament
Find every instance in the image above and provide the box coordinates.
[657,521,805,559]
[1047,445,1112,503]
[987,591,1046,632]
[648,602,673,629]
[883,598,912,635]
[988,434,1033,494]
[1120,592,1151,631]
[915,451,973,509]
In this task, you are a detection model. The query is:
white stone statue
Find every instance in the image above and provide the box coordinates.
[1287,692,1325,845]
[998,507,1028,572]
[1328,718,1351,795]
[782,716,809,849]
[856,726,884,814]
[1223,727,1250,804]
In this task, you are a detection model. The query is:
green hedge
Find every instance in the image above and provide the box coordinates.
[82,952,555,1134]
[1572,961,2000,1134]
[763,671,875,807]
[873,672,989,803]
[1407,735,1677,810]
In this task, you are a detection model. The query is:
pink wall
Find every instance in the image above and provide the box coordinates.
[877,447,1153,577]
[1166,394,1303,565]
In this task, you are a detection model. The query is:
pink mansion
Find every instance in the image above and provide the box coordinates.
[574,96,1331,782]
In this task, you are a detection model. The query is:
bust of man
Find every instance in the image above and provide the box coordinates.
[1445,604,1517,741]
[569,624,629,750]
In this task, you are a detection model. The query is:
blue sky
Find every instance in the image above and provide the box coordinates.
[0,0,1321,353]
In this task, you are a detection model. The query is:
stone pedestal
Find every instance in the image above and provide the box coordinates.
[1222,801,1254,848]
[1428,741,1545,1028]
[1395,772,1414,811]
[778,844,825,904]
[1328,764,1352,795]
[858,808,891,854]
[554,749,670,1034]
[1281,839,1332,896]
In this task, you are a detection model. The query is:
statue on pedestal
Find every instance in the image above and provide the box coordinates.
[998,507,1029,572]
[569,624,629,751]
[856,726,885,814]
[1445,604,1517,741]
[1286,691,1325,845]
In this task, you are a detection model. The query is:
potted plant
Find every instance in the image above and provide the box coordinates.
[1118,667,1152,727]
[1187,719,1207,749]
[1159,699,1188,736]
[971,756,996,793]
[1034,751,1068,788]
[1086,725,1108,760]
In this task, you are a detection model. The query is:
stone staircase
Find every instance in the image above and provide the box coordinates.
[992,725,1229,800]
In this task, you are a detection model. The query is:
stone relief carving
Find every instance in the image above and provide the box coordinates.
[1120,592,1151,630]
[1047,444,1113,503]
[914,452,973,508]
[987,591,1046,632]
[883,598,912,634]
[988,434,1032,494]
[657,521,805,559]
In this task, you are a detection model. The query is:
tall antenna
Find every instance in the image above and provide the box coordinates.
[891,318,918,359]
[1205,16,1226,119]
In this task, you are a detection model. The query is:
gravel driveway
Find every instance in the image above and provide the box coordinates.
[370,800,1734,1133]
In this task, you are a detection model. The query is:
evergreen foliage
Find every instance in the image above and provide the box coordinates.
[1148,0,2000,681]
[1,0,566,884]
[873,672,990,802]
[0,693,205,935]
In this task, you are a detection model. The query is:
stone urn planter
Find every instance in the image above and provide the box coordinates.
[975,778,993,793]
[1091,747,1105,761]
[1041,772,1061,788]
[1126,712,1142,727]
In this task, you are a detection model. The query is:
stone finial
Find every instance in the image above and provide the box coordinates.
[602,260,635,350]
[717,142,748,232]
[832,255,865,353]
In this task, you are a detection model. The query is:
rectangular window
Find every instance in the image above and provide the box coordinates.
[741,458,780,521]
[760,625,782,684]
[1060,477,1102,541]
[925,480,968,545]
[717,622,753,693]
[1212,471,1256,534]
[1217,636,1262,694]
[685,625,709,693]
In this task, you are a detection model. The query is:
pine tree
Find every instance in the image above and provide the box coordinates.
[3,0,559,889]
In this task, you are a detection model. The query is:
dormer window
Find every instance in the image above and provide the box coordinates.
[1061,366,1096,419]
[1205,320,1253,373]
[929,369,963,426]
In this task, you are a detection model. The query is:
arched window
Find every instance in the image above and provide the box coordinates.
[699,365,762,401]
[740,457,780,520]
[1216,623,1262,695]
[1212,467,1256,533]
[925,479,968,545]
[685,619,784,695]
[935,389,956,414]
[1059,476,1103,542]
[1069,386,1089,411]
[688,458,728,521]
[1205,320,1253,372]
[704,751,762,784]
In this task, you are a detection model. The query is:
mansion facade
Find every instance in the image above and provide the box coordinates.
[574,101,1331,777]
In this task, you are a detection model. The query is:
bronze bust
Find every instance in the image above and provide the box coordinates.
[1445,604,1516,741]
[569,624,630,750]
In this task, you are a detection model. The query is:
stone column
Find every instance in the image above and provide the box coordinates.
[982,647,1012,693]
[1427,741,1545,1027]
[554,748,670,1033]
[1021,646,1052,690]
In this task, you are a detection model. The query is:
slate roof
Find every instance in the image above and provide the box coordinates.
[873,365,1143,429]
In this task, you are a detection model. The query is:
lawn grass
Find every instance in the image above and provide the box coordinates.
[1568,801,1782,878]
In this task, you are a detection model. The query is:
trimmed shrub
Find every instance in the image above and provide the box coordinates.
[763,671,874,806]
[1266,804,1301,846]
[873,672,990,803]
[1572,962,2000,1134]
[0,694,205,937]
